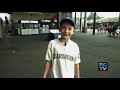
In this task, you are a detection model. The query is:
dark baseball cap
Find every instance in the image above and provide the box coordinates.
[60,18,75,27]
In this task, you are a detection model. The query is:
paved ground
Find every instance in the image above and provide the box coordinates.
[0,30,120,78]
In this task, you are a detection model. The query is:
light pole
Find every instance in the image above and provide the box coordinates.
[83,12,87,33]
[80,12,82,31]
[93,12,96,35]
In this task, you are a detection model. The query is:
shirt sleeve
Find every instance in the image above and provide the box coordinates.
[74,44,81,64]
[45,41,52,61]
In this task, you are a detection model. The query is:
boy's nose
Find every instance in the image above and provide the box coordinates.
[64,28,69,32]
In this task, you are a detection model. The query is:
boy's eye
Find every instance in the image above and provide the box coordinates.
[68,27,73,30]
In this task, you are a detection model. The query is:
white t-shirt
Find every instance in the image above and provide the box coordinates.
[116,28,120,34]
[45,39,81,78]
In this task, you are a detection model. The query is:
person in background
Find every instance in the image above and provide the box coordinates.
[116,26,120,38]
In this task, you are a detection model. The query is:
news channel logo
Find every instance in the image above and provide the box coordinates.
[98,62,108,71]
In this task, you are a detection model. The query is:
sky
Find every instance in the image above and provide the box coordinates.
[73,12,120,18]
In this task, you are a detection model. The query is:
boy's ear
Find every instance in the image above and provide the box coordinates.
[59,28,61,32]
[73,29,75,32]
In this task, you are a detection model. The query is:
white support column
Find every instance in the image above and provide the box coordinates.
[0,23,2,38]
[58,12,62,28]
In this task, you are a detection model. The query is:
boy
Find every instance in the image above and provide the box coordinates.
[43,18,81,78]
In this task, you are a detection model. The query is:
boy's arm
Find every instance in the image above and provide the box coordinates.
[74,63,80,78]
[43,60,52,78]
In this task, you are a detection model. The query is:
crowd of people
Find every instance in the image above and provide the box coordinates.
[90,24,120,38]
[104,25,120,38]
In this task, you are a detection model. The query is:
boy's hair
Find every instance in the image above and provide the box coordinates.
[60,19,75,27]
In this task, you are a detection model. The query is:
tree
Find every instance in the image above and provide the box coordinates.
[96,16,101,20]
[76,18,80,24]
[87,12,101,20]
[87,12,94,20]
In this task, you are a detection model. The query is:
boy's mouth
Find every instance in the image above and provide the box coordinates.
[63,33,69,36]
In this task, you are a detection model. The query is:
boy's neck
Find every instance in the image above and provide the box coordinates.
[59,38,70,43]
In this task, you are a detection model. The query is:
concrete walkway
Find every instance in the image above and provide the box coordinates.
[0,31,120,78]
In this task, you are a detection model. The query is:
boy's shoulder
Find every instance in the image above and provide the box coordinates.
[70,40,78,46]
[49,39,58,44]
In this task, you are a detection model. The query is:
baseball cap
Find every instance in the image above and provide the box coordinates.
[60,18,75,27]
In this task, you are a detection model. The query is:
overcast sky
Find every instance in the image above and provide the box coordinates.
[96,12,119,18]
[73,12,120,18]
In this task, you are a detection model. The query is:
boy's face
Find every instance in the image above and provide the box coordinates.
[59,23,74,39]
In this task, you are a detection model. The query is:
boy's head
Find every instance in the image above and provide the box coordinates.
[60,19,75,28]
[59,19,75,40]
